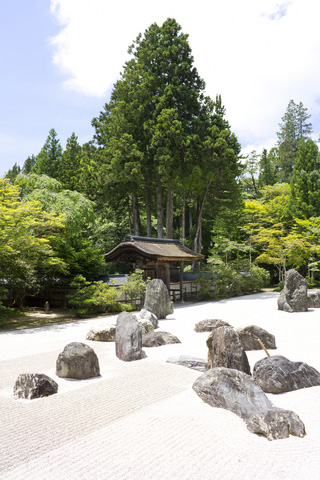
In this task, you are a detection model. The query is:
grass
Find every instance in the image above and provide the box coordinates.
[0,309,83,331]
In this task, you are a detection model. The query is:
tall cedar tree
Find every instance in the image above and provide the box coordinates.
[289,138,320,218]
[93,19,241,251]
[277,100,312,182]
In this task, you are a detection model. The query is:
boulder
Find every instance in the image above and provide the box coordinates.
[144,279,174,319]
[56,342,100,379]
[133,309,158,329]
[142,331,181,347]
[86,317,117,342]
[206,325,251,375]
[115,311,142,361]
[194,319,230,332]
[166,355,207,372]
[253,355,320,394]
[236,325,276,351]
[307,290,320,308]
[13,373,58,399]
[278,269,308,312]
[193,367,306,440]
[132,309,158,334]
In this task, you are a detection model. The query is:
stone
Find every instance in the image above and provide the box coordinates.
[142,331,181,347]
[253,355,320,394]
[13,373,58,400]
[132,309,157,334]
[193,367,306,440]
[277,269,308,312]
[56,342,100,379]
[166,355,207,372]
[194,319,230,332]
[236,325,276,351]
[144,279,174,319]
[86,317,117,342]
[133,309,159,329]
[307,290,320,308]
[115,311,142,361]
[206,325,251,374]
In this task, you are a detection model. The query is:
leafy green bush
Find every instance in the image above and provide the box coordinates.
[121,269,149,304]
[201,261,270,299]
[67,275,121,317]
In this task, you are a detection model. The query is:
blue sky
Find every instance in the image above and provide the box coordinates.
[1,0,320,177]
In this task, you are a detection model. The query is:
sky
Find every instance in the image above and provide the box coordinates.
[1,0,320,177]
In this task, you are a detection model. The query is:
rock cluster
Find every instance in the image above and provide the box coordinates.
[193,367,306,440]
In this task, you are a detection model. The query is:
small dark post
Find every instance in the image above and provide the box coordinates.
[180,261,184,303]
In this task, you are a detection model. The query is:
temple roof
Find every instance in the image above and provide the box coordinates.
[104,236,204,263]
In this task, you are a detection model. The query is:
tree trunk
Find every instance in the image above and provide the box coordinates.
[132,193,141,236]
[181,189,186,245]
[157,174,164,238]
[166,183,174,239]
[128,197,133,235]
[145,188,152,237]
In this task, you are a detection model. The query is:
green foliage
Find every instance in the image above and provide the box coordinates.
[0,178,67,306]
[67,275,120,317]
[207,262,270,298]
[121,269,149,302]
[32,128,63,178]
[15,174,105,278]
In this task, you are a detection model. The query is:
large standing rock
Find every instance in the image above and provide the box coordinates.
[253,355,320,394]
[115,311,142,361]
[194,319,230,332]
[193,367,306,440]
[86,317,117,342]
[142,331,181,347]
[144,279,174,319]
[278,269,308,312]
[13,373,58,399]
[236,325,276,351]
[206,325,251,375]
[56,342,100,379]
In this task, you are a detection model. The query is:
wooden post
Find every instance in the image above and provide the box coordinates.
[180,261,184,303]
[164,263,170,294]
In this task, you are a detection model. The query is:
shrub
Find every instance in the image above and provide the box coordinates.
[121,269,149,304]
[204,261,270,299]
[67,275,120,317]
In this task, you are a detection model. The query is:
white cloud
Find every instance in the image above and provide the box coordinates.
[49,0,320,151]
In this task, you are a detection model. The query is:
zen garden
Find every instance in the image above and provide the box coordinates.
[2,18,320,480]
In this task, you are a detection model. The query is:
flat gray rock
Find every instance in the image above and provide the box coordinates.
[194,319,230,332]
[142,331,181,347]
[166,356,207,372]
[86,317,117,342]
[193,367,306,440]
[253,355,320,393]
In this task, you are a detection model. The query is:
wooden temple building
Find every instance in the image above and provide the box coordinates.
[104,236,204,301]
